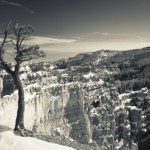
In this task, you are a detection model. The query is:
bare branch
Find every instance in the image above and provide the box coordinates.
[0,23,45,75]
[0,60,14,75]
[17,46,45,63]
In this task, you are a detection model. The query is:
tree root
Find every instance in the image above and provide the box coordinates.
[14,128,33,137]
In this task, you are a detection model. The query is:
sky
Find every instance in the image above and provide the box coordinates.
[1,0,150,61]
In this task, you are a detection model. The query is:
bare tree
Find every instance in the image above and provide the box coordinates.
[0,23,45,135]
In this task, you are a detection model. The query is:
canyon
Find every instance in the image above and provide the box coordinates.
[0,48,150,150]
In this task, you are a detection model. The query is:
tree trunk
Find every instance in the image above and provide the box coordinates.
[13,75,25,130]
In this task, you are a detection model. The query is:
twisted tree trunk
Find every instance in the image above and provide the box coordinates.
[13,75,25,130]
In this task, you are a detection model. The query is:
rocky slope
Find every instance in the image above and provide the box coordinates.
[0,47,150,149]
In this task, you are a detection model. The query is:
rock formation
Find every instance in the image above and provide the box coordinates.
[1,47,150,149]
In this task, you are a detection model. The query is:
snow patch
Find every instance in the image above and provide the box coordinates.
[0,131,75,150]
[115,139,124,149]
[83,72,96,79]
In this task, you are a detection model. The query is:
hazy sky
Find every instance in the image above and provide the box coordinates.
[1,0,150,61]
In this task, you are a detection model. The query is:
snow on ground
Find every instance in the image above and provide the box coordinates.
[118,93,131,100]
[83,72,96,79]
[0,131,75,150]
[115,139,124,149]
[98,79,104,85]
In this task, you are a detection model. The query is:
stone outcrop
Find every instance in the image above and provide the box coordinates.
[64,84,91,143]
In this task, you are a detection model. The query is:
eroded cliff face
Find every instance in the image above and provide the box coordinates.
[0,73,149,150]
[84,84,150,150]
[0,73,150,150]
[64,85,91,144]
[0,75,92,144]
